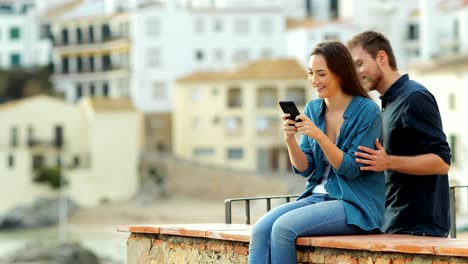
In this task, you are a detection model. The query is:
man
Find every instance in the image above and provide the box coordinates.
[347,31,452,237]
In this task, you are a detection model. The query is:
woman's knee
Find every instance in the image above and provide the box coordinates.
[251,221,271,241]
[271,216,297,242]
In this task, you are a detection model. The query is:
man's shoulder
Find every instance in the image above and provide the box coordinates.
[401,80,435,102]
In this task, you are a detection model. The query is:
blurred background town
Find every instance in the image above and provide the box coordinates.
[0,0,468,263]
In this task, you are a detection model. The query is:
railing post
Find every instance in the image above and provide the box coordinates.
[224,199,232,224]
[266,198,271,212]
[449,187,457,238]
[245,200,251,225]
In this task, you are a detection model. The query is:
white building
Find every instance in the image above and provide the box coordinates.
[0,0,51,69]
[0,95,141,213]
[44,0,133,103]
[132,2,287,113]
[181,0,340,20]
[286,19,359,67]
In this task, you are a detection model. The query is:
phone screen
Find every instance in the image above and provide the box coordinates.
[279,101,301,121]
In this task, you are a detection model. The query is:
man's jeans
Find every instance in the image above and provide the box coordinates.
[248,193,366,264]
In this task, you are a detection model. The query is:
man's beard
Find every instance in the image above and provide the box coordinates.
[367,68,384,92]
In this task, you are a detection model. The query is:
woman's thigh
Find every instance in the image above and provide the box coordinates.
[273,200,363,237]
[251,199,311,234]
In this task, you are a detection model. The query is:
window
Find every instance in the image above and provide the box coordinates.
[256,116,278,135]
[324,33,339,40]
[285,87,306,105]
[72,155,80,168]
[257,87,277,107]
[102,83,109,96]
[76,27,83,43]
[61,57,69,73]
[153,81,166,99]
[234,19,249,34]
[89,56,95,71]
[195,18,204,34]
[147,18,160,36]
[227,148,244,160]
[90,83,96,96]
[40,24,52,40]
[214,49,224,62]
[407,24,419,40]
[27,126,34,146]
[260,18,272,34]
[224,117,242,135]
[76,56,83,72]
[10,126,18,147]
[449,134,457,163]
[76,83,83,100]
[102,55,111,71]
[7,154,15,169]
[10,53,21,67]
[101,24,111,41]
[193,148,215,157]
[147,48,161,67]
[61,28,69,45]
[448,93,456,111]
[330,0,339,19]
[227,88,242,107]
[32,154,44,170]
[261,49,272,58]
[191,88,202,103]
[232,49,249,63]
[8,154,14,169]
[88,26,94,42]
[10,26,20,40]
[195,50,204,61]
[54,125,64,149]
[213,19,223,32]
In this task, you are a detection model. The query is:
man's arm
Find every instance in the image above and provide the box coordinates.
[355,139,450,175]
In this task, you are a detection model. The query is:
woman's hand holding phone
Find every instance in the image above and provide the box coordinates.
[281,113,298,141]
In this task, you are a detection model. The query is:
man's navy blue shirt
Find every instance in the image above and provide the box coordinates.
[381,74,451,236]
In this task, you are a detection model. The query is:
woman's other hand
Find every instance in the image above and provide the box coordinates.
[295,114,322,140]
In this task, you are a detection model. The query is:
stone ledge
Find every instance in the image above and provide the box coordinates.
[117,223,468,258]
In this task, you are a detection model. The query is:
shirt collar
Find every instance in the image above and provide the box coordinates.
[380,74,409,103]
[318,96,358,120]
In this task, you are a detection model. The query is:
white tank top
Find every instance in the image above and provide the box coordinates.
[312,156,331,194]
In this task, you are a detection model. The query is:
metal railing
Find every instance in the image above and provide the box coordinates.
[224,194,299,225]
[449,185,468,238]
[225,185,468,238]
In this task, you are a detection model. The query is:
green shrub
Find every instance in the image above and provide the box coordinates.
[33,166,68,189]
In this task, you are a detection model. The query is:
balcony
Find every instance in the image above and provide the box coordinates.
[27,137,63,150]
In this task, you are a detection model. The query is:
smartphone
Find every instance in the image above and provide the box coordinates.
[279,101,301,122]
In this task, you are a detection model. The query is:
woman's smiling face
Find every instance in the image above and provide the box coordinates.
[308,54,341,99]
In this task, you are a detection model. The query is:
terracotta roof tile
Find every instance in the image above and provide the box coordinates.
[85,97,136,112]
[177,58,306,83]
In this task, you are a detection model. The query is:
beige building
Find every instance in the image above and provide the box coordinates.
[173,58,315,172]
[0,95,141,213]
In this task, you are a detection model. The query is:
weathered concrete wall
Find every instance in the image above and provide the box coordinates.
[127,233,468,264]
[127,233,248,264]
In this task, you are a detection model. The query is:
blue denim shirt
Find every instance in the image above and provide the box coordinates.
[293,96,385,231]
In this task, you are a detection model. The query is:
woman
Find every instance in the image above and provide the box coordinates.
[248,41,385,264]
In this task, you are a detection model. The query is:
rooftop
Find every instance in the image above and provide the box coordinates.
[177,58,306,83]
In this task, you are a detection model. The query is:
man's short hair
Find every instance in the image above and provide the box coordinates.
[347,31,398,71]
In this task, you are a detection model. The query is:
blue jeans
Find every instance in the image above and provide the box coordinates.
[248,193,367,264]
